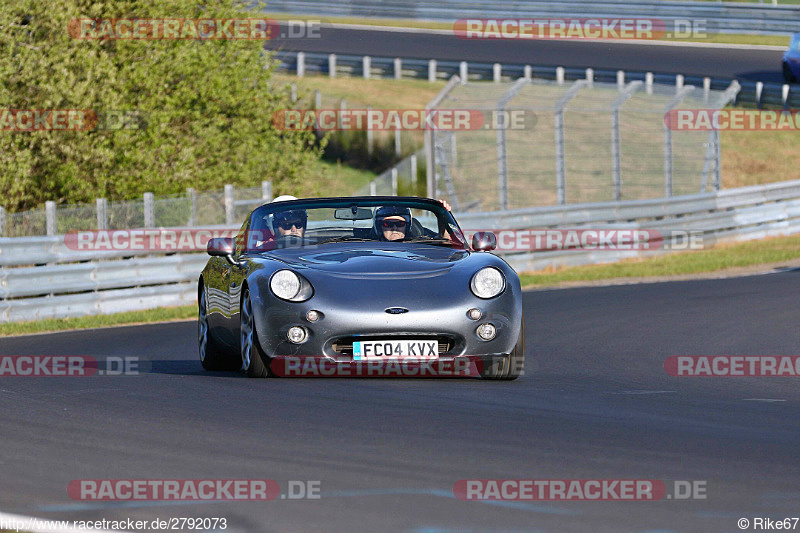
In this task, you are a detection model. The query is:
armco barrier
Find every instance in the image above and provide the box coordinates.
[2,179,800,322]
[273,51,799,110]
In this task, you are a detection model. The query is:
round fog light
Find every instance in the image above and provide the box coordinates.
[477,323,496,341]
[306,310,320,322]
[287,326,307,344]
[468,308,482,320]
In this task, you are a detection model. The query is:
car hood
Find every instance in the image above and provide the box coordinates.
[262,242,471,279]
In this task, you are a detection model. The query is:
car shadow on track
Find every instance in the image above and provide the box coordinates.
[140,359,240,377]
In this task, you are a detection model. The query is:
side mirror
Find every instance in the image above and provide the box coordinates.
[472,232,497,252]
[207,237,235,260]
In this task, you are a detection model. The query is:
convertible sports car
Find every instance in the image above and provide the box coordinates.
[197,196,524,380]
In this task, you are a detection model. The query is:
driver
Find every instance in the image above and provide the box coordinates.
[273,209,307,238]
[374,205,411,241]
[271,195,307,239]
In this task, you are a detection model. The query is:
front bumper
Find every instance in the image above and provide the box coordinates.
[252,290,521,360]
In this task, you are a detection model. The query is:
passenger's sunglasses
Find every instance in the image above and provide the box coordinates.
[278,220,304,230]
[381,219,407,230]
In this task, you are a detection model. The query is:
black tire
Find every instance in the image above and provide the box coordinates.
[784,62,797,84]
[198,286,238,371]
[481,319,525,381]
[240,288,272,378]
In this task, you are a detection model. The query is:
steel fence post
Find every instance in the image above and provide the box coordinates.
[143,193,154,228]
[45,201,56,236]
[554,80,589,205]
[224,185,235,226]
[366,106,374,157]
[424,76,461,198]
[187,188,197,226]
[611,81,643,202]
[713,130,722,191]
[663,86,696,198]
[328,53,336,78]
[495,78,530,210]
[363,55,371,79]
[395,128,402,156]
[96,198,107,230]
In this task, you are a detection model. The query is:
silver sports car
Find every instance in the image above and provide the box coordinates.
[197,196,524,380]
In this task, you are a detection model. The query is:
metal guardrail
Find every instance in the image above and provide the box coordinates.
[274,51,800,110]
[2,179,800,322]
[264,0,800,34]
[0,181,273,239]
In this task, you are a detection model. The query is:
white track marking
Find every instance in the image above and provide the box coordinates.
[743,398,787,402]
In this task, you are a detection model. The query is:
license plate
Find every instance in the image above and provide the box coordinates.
[353,340,438,360]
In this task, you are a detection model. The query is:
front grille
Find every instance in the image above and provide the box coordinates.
[332,335,454,356]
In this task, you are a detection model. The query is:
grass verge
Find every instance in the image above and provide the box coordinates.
[313,158,377,195]
[264,13,793,47]
[519,233,800,287]
[0,305,196,337]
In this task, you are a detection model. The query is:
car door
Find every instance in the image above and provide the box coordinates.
[205,252,232,347]
[227,216,251,333]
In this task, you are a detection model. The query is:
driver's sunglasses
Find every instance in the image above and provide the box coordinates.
[381,219,406,230]
[278,220,304,230]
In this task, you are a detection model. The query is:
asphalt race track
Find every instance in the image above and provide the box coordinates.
[264,25,788,84]
[1,270,799,532]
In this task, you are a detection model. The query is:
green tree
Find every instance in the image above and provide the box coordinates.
[0,0,322,211]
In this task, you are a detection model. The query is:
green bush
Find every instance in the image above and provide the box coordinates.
[0,0,322,212]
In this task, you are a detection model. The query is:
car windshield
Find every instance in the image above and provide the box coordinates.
[243,197,467,251]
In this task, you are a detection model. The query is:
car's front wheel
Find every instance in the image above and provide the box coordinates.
[240,288,272,378]
[481,320,525,381]
[784,62,797,84]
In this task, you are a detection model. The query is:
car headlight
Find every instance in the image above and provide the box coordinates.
[270,270,313,302]
[470,267,505,299]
